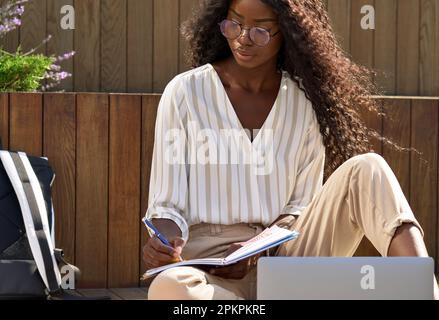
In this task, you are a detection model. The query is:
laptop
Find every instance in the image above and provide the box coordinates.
[257,257,435,300]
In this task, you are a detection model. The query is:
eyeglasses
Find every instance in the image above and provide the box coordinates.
[218,19,280,47]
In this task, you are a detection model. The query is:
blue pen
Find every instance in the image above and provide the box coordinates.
[142,217,172,247]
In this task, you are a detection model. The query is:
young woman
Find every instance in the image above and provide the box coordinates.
[142,0,438,300]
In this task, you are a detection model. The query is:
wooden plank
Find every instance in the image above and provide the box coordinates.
[374,0,397,95]
[127,0,153,93]
[43,93,76,263]
[2,1,436,96]
[419,0,439,95]
[410,99,437,273]
[101,0,127,92]
[350,0,375,83]
[397,0,420,95]
[74,0,100,92]
[9,93,43,156]
[0,93,8,149]
[0,27,19,54]
[140,94,160,287]
[438,101,439,277]
[46,0,74,91]
[110,288,148,300]
[20,0,46,54]
[0,0,19,54]
[64,290,84,297]
[327,0,351,53]
[382,99,411,199]
[76,93,109,288]
[77,288,122,300]
[153,0,179,92]
[178,0,200,73]
[108,94,141,287]
[357,99,383,155]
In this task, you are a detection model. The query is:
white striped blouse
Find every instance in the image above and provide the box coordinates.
[145,63,325,242]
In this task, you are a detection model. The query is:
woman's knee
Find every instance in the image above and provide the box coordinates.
[350,152,388,174]
[147,267,206,300]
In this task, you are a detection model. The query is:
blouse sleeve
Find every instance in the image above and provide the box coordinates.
[144,76,190,242]
[281,111,325,217]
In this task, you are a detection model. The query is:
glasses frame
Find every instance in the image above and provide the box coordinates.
[218,19,280,47]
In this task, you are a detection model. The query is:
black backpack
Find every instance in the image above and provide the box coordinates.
[0,139,108,300]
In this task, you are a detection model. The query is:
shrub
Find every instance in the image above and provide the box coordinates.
[0,0,74,92]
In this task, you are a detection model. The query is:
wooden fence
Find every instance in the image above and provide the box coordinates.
[0,0,438,96]
[0,93,438,288]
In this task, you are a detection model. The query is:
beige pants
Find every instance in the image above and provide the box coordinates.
[147,153,424,300]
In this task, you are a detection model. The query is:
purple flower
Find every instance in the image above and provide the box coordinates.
[55,51,76,62]
[0,0,28,37]
[16,6,24,16]
[11,17,21,26]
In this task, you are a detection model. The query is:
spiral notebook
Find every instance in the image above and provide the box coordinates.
[141,225,299,279]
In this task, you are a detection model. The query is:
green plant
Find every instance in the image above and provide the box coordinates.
[0,0,74,92]
[0,49,51,91]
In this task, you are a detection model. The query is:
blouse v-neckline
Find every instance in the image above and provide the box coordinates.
[207,63,286,147]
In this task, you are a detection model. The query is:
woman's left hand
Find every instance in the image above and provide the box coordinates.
[206,243,261,280]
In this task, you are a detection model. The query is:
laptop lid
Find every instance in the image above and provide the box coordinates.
[257,257,434,300]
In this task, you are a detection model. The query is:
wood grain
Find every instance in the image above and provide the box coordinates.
[43,93,76,263]
[419,0,439,95]
[9,93,43,156]
[179,0,200,73]
[327,0,351,53]
[410,99,437,273]
[374,0,397,95]
[76,93,109,288]
[0,0,19,54]
[20,0,46,54]
[110,287,148,300]
[108,94,141,287]
[0,93,8,149]
[74,0,100,92]
[397,0,420,95]
[101,0,127,92]
[127,0,153,93]
[1,0,437,95]
[153,0,179,92]
[350,0,375,84]
[382,98,411,199]
[46,0,74,91]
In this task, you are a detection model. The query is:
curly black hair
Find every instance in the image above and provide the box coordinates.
[181,0,424,183]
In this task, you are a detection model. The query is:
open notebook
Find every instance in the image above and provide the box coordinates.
[141,225,299,279]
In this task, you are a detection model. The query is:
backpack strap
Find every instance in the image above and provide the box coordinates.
[0,150,61,294]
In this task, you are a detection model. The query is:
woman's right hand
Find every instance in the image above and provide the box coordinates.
[142,236,186,270]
